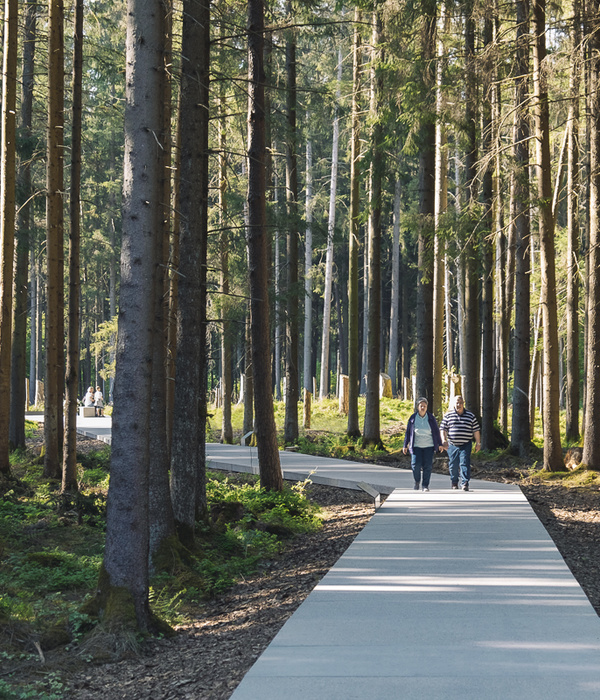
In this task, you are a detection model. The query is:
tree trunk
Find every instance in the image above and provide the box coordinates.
[170,0,211,545]
[100,0,163,633]
[284,1,299,444]
[510,0,531,458]
[480,14,494,451]
[533,0,564,471]
[63,0,84,493]
[347,9,362,438]
[149,0,176,565]
[462,0,479,416]
[433,7,447,418]
[566,0,581,443]
[10,2,37,449]
[362,7,383,448]
[44,0,65,479]
[303,135,313,403]
[582,0,600,470]
[247,0,283,490]
[415,0,436,406]
[0,0,18,474]
[219,30,233,445]
[273,166,282,401]
[387,173,401,395]
[29,249,37,407]
[242,309,254,439]
[320,49,342,400]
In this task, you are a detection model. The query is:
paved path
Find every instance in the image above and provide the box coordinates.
[209,445,600,699]
[26,412,112,445]
[30,419,600,697]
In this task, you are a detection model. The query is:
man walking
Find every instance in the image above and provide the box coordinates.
[440,395,481,491]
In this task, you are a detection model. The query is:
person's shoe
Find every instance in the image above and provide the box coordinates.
[462,482,469,491]
[451,484,459,490]
[422,487,430,492]
[414,483,420,490]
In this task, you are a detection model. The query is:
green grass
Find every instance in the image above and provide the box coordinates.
[0,437,326,696]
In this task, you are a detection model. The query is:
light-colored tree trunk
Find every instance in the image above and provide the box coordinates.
[29,248,37,406]
[387,174,401,395]
[303,135,313,401]
[320,49,342,400]
[347,8,362,438]
[273,165,283,401]
[44,0,65,479]
[63,0,84,492]
[533,0,564,471]
[360,230,368,396]
[242,309,254,439]
[433,5,447,418]
[166,87,181,448]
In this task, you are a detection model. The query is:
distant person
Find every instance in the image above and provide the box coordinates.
[440,395,481,491]
[403,397,444,492]
[94,386,104,417]
[83,386,95,407]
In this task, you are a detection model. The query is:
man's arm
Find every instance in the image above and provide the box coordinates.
[473,429,481,452]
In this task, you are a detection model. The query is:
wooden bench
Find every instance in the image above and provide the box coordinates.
[79,406,96,417]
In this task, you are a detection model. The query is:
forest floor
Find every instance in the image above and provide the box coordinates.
[10,432,600,699]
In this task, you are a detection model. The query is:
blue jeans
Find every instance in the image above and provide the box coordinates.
[411,446,434,488]
[447,442,472,486]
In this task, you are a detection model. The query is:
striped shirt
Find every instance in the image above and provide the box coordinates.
[439,408,480,446]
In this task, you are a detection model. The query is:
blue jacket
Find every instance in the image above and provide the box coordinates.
[403,411,442,454]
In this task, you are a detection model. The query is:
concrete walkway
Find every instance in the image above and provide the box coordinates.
[207,445,600,699]
[29,419,600,697]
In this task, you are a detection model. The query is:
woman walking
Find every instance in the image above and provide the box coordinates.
[403,397,444,491]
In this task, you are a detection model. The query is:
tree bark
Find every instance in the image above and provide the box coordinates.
[10,2,37,450]
[320,49,342,400]
[388,172,401,395]
[247,0,283,490]
[101,0,163,633]
[284,0,299,444]
[347,9,362,438]
[63,0,84,493]
[480,14,494,450]
[582,0,600,470]
[510,0,531,458]
[0,0,18,474]
[533,0,564,471]
[415,0,436,407]
[362,6,383,448]
[462,0,479,416]
[44,0,65,479]
[433,6,447,418]
[149,0,176,565]
[566,0,581,443]
[170,0,211,544]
